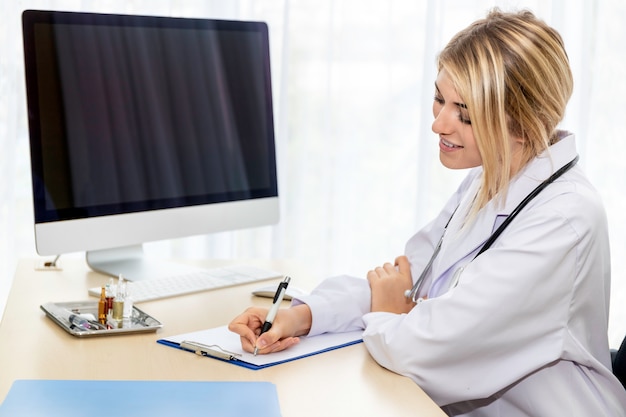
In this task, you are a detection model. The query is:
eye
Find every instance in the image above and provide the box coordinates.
[456,103,471,125]
[458,111,472,125]
[433,93,444,105]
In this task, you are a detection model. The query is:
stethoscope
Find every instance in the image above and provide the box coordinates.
[404,155,579,303]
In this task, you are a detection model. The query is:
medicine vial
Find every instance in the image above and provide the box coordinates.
[112,275,126,322]
[98,286,107,325]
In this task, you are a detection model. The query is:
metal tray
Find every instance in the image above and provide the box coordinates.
[41,301,163,337]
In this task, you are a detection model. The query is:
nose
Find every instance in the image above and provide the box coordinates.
[431,103,452,135]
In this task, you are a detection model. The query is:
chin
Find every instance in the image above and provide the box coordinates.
[439,154,481,170]
[439,154,462,170]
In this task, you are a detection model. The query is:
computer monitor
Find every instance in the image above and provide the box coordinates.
[22,10,279,280]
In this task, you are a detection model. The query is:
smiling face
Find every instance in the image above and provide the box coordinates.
[431,10,572,219]
[432,69,482,170]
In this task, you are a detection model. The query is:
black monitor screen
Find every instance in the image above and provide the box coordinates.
[23,10,278,223]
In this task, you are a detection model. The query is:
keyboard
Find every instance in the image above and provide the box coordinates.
[88,265,283,303]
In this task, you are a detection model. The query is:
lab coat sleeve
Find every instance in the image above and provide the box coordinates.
[361,189,610,406]
[291,169,476,336]
[291,173,472,336]
[292,275,372,336]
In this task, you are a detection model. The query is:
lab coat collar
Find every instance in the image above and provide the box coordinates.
[498,131,577,216]
[432,131,578,279]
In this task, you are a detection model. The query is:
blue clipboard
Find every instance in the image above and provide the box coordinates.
[157,325,363,370]
[0,380,281,417]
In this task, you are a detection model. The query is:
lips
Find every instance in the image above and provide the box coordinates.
[440,137,463,149]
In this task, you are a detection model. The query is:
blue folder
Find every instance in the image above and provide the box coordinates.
[0,380,281,417]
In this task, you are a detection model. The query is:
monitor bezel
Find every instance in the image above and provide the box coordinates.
[22,9,280,258]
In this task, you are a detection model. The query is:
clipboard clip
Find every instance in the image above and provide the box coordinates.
[180,340,242,361]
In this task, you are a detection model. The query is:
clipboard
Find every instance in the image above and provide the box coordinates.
[158,325,363,370]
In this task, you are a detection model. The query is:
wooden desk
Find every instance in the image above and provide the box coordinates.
[0,259,445,416]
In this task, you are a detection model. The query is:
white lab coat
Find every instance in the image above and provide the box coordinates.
[294,133,626,416]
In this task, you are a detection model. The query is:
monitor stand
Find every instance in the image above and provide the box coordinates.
[86,244,204,282]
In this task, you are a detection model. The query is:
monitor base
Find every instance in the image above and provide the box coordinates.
[86,245,203,282]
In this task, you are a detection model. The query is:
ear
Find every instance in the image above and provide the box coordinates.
[513,134,525,145]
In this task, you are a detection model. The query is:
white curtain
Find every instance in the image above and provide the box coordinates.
[2,0,625,347]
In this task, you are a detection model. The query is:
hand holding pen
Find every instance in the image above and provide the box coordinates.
[254,276,291,355]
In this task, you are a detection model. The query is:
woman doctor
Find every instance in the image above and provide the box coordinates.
[229,9,626,416]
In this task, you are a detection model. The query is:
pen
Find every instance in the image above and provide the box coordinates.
[53,306,105,331]
[67,313,94,330]
[69,314,107,331]
[254,276,291,356]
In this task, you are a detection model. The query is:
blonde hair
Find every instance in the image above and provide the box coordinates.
[437,9,573,215]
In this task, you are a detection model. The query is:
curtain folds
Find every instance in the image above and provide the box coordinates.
[2,0,625,346]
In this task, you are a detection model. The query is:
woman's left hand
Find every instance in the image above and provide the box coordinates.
[367,255,416,314]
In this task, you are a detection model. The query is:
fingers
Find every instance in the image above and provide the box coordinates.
[237,334,257,353]
[367,262,397,281]
[367,256,412,281]
[228,307,265,349]
[255,333,300,355]
[383,262,397,274]
[394,255,411,275]
[229,306,308,355]
[367,256,415,314]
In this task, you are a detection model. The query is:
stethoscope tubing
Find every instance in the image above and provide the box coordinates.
[404,155,579,303]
